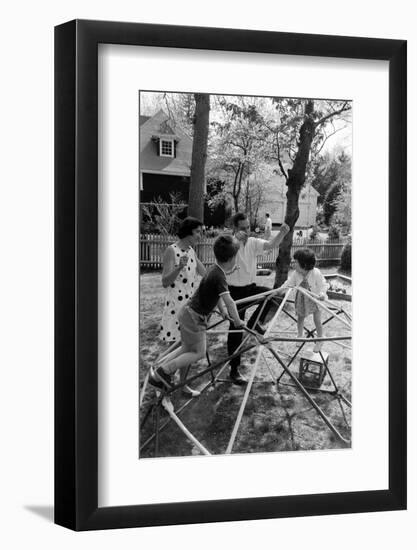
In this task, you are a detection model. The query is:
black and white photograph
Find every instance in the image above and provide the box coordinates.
[139,91,353,458]
[0,0,412,542]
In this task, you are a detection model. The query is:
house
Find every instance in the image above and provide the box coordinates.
[139,109,226,226]
[261,175,320,228]
[139,109,193,203]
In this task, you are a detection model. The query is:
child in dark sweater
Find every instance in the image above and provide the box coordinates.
[149,234,244,391]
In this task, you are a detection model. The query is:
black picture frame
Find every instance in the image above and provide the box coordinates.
[55,19,407,531]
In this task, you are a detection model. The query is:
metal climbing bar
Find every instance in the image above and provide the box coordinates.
[140,282,352,455]
[140,332,255,452]
[139,360,232,452]
[267,345,350,445]
[295,286,352,330]
[162,397,212,455]
[233,287,282,307]
[226,288,293,454]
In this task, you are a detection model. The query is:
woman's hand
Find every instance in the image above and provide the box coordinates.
[161,247,187,288]
[178,254,188,269]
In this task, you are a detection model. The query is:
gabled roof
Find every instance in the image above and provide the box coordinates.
[139,115,151,126]
[139,110,193,177]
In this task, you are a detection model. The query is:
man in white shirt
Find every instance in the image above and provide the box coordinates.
[226,212,290,384]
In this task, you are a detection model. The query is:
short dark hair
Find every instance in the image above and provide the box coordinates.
[294,248,316,270]
[177,216,203,239]
[265,213,270,217]
[231,212,248,227]
[213,234,240,263]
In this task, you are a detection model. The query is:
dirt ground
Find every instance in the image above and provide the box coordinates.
[139,269,352,458]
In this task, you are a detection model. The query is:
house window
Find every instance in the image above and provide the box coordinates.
[160,139,174,158]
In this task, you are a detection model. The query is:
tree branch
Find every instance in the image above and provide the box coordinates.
[315,124,349,154]
[229,140,247,151]
[275,133,288,179]
[162,93,177,130]
[315,101,351,128]
[263,120,289,180]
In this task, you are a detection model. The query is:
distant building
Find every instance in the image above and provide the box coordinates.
[261,175,319,228]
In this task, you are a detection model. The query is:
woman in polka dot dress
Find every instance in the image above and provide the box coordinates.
[160,217,206,344]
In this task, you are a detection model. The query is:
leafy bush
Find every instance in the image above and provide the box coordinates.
[328,224,341,240]
[140,192,186,235]
[309,225,320,241]
[340,243,351,273]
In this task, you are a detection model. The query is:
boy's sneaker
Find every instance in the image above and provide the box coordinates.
[181,385,201,398]
[149,366,174,391]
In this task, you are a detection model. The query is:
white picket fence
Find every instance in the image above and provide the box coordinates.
[140,233,347,269]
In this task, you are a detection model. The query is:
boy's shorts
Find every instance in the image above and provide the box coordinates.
[178,305,208,349]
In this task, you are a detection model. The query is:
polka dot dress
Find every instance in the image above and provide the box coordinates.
[159,243,198,342]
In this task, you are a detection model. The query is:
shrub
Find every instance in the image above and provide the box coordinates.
[309,225,320,241]
[140,192,186,235]
[328,224,341,240]
[340,243,351,273]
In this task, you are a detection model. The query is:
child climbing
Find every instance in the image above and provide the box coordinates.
[277,248,328,353]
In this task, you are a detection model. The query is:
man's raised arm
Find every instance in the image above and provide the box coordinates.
[263,222,290,251]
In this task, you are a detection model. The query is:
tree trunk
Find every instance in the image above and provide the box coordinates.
[232,164,240,212]
[188,93,210,221]
[232,162,244,212]
[245,179,250,214]
[274,100,316,287]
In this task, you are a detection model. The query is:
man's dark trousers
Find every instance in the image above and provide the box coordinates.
[227,283,271,373]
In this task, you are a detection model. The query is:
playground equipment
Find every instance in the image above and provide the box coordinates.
[298,351,329,388]
[139,284,352,457]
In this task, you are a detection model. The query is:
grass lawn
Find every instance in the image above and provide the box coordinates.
[139,267,352,458]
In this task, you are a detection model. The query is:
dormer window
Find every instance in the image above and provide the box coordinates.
[151,132,178,158]
[160,139,174,157]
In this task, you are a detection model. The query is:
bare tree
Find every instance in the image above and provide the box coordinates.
[210,96,270,213]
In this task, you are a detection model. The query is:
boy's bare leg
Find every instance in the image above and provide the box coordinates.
[162,342,206,375]
[313,310,323,352]
[158,344,186,368]
[150,344,206,393]
[179,366,201,396]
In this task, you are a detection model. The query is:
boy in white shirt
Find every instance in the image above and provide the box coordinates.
[277,248,327,353]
